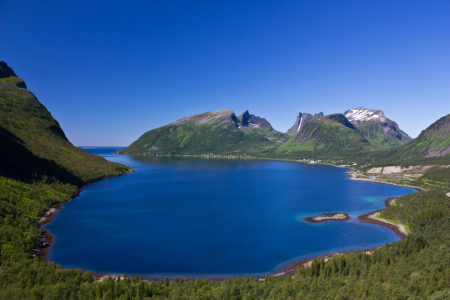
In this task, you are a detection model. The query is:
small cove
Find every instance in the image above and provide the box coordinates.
[43,148,417,279]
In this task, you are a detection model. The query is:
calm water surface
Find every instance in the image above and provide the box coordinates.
[44,148,416,279]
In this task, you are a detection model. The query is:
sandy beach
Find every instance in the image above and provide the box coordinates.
[358,197,408,239]
[347,170,423,192]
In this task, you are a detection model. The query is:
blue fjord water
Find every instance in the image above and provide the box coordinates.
[44,148,416,279]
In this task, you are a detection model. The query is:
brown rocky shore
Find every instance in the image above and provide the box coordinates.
[35,169,135,262]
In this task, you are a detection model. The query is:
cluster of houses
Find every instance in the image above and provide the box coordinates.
[297,158,366,167]
[202,153,248,159]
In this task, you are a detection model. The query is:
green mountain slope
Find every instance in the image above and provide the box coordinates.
[0,60,131,263]
[119,109,283,156]
[344,107,412,149]
[372,114,450,164]
[278,113,377,158]
[353,121,412,148]
[0,62,130,185]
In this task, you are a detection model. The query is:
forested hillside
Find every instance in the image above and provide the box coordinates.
[0,61,132,298]
[2,187,450,299]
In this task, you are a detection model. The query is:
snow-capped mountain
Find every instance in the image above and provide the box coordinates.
[344,107,387,124]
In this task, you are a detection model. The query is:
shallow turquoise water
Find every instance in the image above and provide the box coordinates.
[44,148,416,279]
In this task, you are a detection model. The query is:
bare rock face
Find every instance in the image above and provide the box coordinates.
[0,61,17,78]
[237,110,272,129]
[423,115,450,157]
[170,109,237,127]
[286,111,323,136]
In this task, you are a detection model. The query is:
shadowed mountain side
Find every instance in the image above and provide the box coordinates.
[0,125,80,184]
[0,74,131,185]
[237,110,289,143]
[237,110,272,128]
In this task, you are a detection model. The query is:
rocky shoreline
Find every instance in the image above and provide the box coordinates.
[35,169,135,262]
[358,197,408,239]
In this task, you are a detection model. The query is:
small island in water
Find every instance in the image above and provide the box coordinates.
[304,212,350,223]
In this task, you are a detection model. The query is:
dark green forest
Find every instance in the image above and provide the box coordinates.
[2,186,450,299]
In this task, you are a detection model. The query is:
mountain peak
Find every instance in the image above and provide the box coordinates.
[286,111,323,136]
[237,110,272,129]
[0,61,27,89]
[343,107,386,124]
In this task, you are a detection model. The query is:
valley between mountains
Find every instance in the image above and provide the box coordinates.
[2,60,450,299]
[119,105,450,167]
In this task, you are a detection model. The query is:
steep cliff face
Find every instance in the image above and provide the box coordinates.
[236,110,289,142]
[344,107,412,149]
[237,110,272,129]
[286,112,323,136]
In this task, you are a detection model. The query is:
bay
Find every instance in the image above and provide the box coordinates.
[44,148,416,279]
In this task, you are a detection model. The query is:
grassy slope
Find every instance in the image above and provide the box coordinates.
[0,67,131,277]
[119,110,281,157]
[354,121,412,149]
[0,85,130,184]
[365,114,450,165]
[277,114,377,159]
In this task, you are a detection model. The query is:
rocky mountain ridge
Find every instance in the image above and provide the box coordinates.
[0,61,27,89]
[342,107,412,149]
[286,112,323,136]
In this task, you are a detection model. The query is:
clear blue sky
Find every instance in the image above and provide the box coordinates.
[1,1,449,146]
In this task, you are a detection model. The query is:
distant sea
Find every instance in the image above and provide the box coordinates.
[44,147,416,279]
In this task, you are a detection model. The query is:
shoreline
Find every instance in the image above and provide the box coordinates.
[346,170,424,192]
[35,169,135,262]
[358,197,408,239]
[38,158,421,280]
[280,196,409,275]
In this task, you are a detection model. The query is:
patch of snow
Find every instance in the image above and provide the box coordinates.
[344,108,386,122]
[297,115,303,132]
